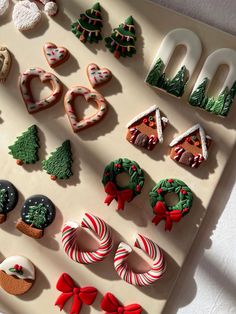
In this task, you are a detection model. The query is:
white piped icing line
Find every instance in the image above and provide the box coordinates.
[0,256,35,280]
[169,123,211,160]
[126,105,168,143]
[12,1,42,31]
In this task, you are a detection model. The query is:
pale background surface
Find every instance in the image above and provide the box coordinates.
[150,0,236,313]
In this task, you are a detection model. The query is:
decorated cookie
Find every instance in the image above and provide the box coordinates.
[0,47,11,83]
[8,125,40,165]
[169,124,212,168]
[64,86,107,132]
[42,140,73,180]
[87,63,112,88]
[105,16,136,59]
[189,48,236,117]
[43,42,69,68]
[145,28,202,97]
[71,2,103,44]
[149,179,193,231]
[0,180,18,224]
[102,158,145,210]
[0,0,9,16]
[0,256,35,295]
[16,195,55,238]
[101,293,143,313]
[19,67,62,114]
[12,0,42,31]
[36,0,58,16]
[126,105,168,150]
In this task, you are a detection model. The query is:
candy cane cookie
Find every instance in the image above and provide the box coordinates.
[64,86,107,132]
[19,67,62,114]
[62,213,113,264]
[114,234,166,286]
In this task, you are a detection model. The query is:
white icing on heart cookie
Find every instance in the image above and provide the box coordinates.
[43,42,69,68]
[0,0,9,16]
[19,67,62,114]
[87,63,112,88]
[0,47,11,83]
[36,0,58,16]
[64,86,107,132]
[0,256,35,280]
[12,0,42,31]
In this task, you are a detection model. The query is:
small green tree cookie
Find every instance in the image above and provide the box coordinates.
[42,140,73,180]
[105,16,136,59]
[25,203,47,229]
[8,125,40,165]
[71,2,103,43]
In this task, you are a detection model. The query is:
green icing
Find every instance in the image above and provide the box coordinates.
[71,2,103,44]
[42,140,73,180]
[8,125,40,164]
[189,78,236,117]
[146,57,188,97]
[0,189,7,214]
[25,203,47,229]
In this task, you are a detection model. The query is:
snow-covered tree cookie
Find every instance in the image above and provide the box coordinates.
[0,180,18,224]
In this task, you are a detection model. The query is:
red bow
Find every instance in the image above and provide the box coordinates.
[104,182,133,210]
[55,273,97,314]
[152,201,182,231]
[101,293,142,314]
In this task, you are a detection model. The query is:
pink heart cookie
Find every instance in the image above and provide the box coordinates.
[87,63,112,88]
[19,67,63,114]
[43,42,69,68]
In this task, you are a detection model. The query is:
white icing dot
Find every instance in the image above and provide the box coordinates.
[50,213,52,215]
[34,202,38,204]
[47,205,50,208]
[29,200,31,203]
[22,213,25,216]
[7,199,10,202]
[7,186,10,189]
[24,205,26,208]
[10,193,13,196]
[42,199,45,201]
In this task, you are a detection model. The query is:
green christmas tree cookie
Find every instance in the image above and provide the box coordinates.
[8,125,40,165]
[42,140,73,181]
[71,2,103,43]
[105,16,136,59]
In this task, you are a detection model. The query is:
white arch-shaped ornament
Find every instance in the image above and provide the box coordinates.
[145,28,202,98]
[189,48,236,117]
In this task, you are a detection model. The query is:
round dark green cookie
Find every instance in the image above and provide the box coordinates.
[0,180,18,224]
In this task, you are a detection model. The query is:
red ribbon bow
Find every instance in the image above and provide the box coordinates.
[55,273,97,314]
[104,181,133,210]
[101,292,142,314]
[152,201,182,231]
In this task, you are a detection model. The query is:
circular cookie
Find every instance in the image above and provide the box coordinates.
[0,180,18,224]
[16,195,55,239]
[102,158,145,210]
[149,178,193,231]
[0,256,35,295]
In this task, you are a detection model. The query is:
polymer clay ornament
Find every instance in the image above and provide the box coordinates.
[0,180,18,224]
[149,179,193,231]
[0,256,35,295]
[105,16,136,59]
[114,234,166,286]
[64,86,107,132]
[101,293,143,314]
[19,67,62,114]
[8,125,40,165]
[189,48,236,117]
[169,124,212,168]
[62,213,113,264]
[71,2,103,43]
[12,0,42,31]
[16,195,55,238]
[35,0,58,16]
[43,42,69,68]
[87,63,112,88]
[42,140,73,180]
[0,0,9,16]
[126,105,168,150]
[55,273,98,314]
[0,47,11,83]
[102,158,145,210]
[145,28,202,97]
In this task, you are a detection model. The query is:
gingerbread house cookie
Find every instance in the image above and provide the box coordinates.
[126,105,168,150]
[169,124,211,168]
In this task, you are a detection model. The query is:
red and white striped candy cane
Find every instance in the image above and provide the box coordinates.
[147,135,158,150]
[62,213,113,264]
[191,153,204,168]
[174,145,185,161]
[114,234,166,286]
[129,127,140,144]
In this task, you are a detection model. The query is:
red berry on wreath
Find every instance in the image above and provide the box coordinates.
[131,165,137,171]
[168,179,173,183]
[157,188,163,194]
[180,189,187,195]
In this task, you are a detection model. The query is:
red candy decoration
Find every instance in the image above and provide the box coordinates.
[104,182,133,210]
[101,292,142,314]
[152,201,182,231]
[157,188,163,194]
[180,189,187,195]
[168,179,173,183]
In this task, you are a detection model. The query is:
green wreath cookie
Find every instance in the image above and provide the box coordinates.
[149,178,193,231]
[102,158,145,210]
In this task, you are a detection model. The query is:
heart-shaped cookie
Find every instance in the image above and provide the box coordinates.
[0,47,11,83]
[19,67,63,114]
[87,63,112,88]
[43,42,69,68]
[64,86,107,132]
[12,0,42,31]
